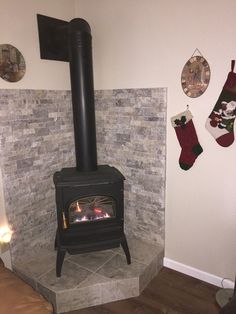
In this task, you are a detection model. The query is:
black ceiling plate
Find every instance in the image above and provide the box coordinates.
[37,14,69,62]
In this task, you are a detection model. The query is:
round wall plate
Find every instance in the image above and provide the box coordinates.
[181,56,210,98]
[0,44,26,82]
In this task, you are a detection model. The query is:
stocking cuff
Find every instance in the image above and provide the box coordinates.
[171,110,193,128]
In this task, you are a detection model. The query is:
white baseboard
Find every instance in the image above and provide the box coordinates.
[163,257,234,289]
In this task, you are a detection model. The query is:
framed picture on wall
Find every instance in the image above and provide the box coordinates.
[181,54,210,98]
[0,44,26,82]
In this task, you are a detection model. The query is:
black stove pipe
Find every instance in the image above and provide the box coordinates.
[68,18,97,172]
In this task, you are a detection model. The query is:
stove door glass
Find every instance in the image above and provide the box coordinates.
[68,195,116,224]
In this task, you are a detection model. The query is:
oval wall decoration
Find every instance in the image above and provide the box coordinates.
[181,55,210,98]
[0,44,26,82]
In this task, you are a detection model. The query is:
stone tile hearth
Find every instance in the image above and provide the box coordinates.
[12,236,163,313]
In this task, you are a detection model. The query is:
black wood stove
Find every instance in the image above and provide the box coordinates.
[53,166,130,277]
[37,15,131,276]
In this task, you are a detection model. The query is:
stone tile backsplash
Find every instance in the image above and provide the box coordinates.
[95,89,166,245]
[0,88,166,261]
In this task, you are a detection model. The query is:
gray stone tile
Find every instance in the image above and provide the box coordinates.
[12,267,37,289]
[38,260,92,292]
[139,257,158,293]
[37,282,57,313]
[97,254,146,280]
[140,255,163,294]
[100,277,139,304]
[78,272,112,288]
[12,247,57,279]
[56,285,102,313]
[112,236,164,265]
[68,249,115,272]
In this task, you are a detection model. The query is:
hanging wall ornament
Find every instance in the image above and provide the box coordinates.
[181,49,210,98]
[0,44,26,82]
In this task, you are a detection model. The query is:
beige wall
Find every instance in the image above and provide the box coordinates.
[0,0,75,90]
[75,0,236,281]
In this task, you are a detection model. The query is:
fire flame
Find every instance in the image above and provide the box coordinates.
[94,208,102,214]
[76,201,82,212]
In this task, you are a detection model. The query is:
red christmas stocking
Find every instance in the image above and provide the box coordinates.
[206,60,236,147]
[171,110,203,170]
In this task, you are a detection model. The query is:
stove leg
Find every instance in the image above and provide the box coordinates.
[56,249,66,277]
[121,236,131,264]
[54,231,58,250]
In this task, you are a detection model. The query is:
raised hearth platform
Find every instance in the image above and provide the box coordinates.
[12,236,163,313]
